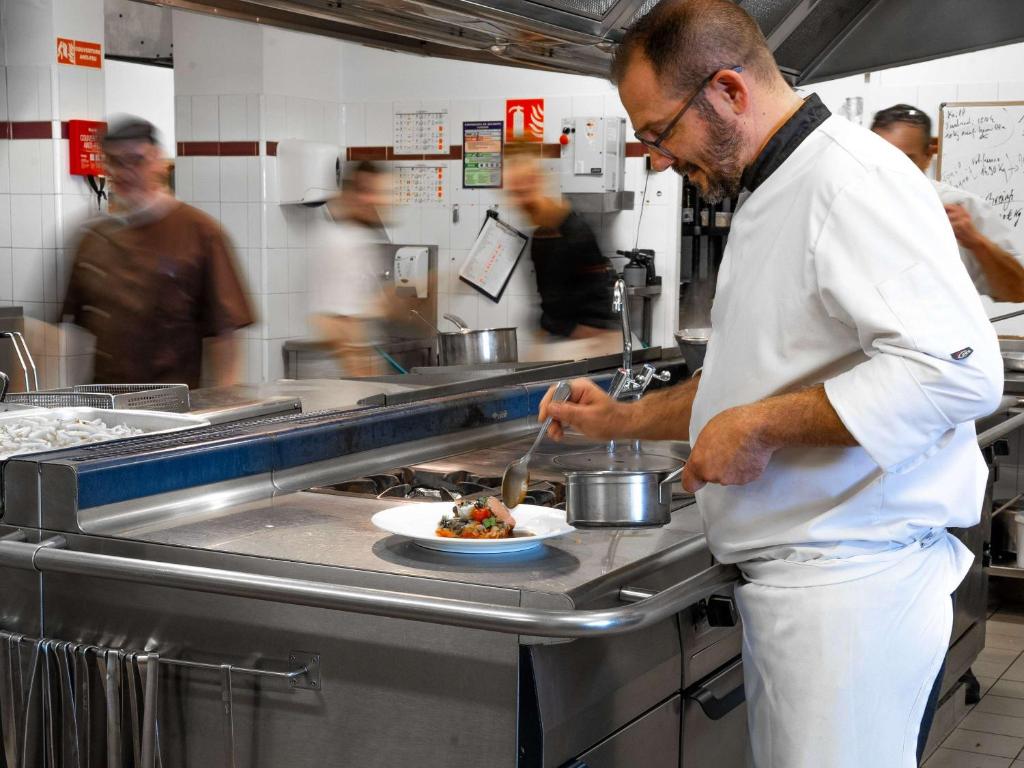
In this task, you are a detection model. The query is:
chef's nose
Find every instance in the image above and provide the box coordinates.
[648,152,674,172]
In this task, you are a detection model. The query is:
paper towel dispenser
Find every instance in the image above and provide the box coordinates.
[394,246,429,299]
[278,139,340,205]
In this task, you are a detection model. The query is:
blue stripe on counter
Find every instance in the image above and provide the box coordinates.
[72,386,534,509]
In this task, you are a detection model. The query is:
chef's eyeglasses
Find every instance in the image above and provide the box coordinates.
[635,65,744,160]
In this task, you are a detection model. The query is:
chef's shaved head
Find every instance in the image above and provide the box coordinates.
[611,0,782,94]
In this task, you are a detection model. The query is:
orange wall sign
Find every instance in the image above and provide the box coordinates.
[57,38,102,69]
[505,98,545,143]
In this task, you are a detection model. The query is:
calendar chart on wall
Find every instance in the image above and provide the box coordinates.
[394,109,449,155]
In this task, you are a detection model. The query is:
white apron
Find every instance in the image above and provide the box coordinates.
[735,529,973,768]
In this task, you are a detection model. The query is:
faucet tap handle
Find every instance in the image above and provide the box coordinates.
[634,364,671,395]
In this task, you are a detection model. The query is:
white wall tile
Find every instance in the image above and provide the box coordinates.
[420,206,451,249]
[288,249,307,293]
[10,140,43,194]
[39,140,54,195]
[246,158,261,202]
[57,66,87,120]
[264,292,290,338]
[957,82,999,102]
[265,203,287,247]
[265,338,285,380]
[220,157,247,202]
[324,103,339,147]
[192,157,220,202]
[42,248,56,302]
[0,248,12,301]
[446,293,479,329]
[220,202,248,248]
[85,70,104,121]
[0,73,7,122]
[40,195,56,249]
[219,94,247,141]
[341,103,365,148]
[365,102,392,146]
[36,67,52,121]
[7,66,40,121]
[285,97,305,140]
[0,196,9,248]
[192,201,220,221]
[175,95,193,142]
[264,95,287,142]
[289,291,308,336]
[246,94,260,139]
[247,203,262,250]
[478,298,508,329]
[191,95,219,140]
[451,205,483,249]
[12,248,43,301]
[265,248,288,293]
[305,100,325,143]
[263,157,279,203]
[246,338,264,383]
[998,82,1024,101]
[10,195,42,248]
[0,143,10,194]
[174,157,194,201]
[283,207,306,247]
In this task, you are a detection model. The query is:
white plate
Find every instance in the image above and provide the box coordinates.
[371,502,574,554]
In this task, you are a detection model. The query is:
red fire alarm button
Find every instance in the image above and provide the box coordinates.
[68,119,106,176]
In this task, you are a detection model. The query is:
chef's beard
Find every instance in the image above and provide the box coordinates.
[673,99,744,203]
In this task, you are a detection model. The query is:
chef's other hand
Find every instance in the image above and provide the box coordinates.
[683,404,775,493]
[540,378,626,441]
[944,204,982,248]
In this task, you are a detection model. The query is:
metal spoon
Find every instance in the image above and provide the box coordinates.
[501,381,572,508]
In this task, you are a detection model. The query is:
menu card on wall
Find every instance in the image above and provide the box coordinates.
[458,211,528,302]
[462,121,504,188]
[394,109,449,155]
[395,165,446,204]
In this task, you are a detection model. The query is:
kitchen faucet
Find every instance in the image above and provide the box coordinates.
[610,279,670,402]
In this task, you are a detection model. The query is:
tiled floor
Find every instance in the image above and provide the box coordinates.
[924,608,1024,768]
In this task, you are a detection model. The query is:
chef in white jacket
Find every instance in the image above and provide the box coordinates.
[540,1,1004,766]
[871,103,1024,302]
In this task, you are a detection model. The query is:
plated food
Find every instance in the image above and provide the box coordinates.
[436,496,526,539]
[372,501,573,554]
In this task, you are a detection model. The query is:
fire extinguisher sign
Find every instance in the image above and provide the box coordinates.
[505,99,544,143]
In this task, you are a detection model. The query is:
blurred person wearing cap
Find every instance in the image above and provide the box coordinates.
[873,103,1024,301]
[308,161,393,376]
[61,117,254,389]
[502,144,620,360]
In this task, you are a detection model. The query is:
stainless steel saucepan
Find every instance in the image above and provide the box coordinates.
[437,313,518,366]
[565,465,684,528]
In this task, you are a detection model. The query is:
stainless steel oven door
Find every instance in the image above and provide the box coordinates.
[681,657,748,768]
[565,695,681,768]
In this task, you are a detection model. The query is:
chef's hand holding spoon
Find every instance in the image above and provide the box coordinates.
[539,379,631,441]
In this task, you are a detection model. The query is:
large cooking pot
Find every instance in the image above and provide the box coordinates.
[437,314,518,366]
[565,465,684,528]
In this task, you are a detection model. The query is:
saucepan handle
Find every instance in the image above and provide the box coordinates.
[659,464,685,504]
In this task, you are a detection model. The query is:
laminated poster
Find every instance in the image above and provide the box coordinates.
[458,211,528,303]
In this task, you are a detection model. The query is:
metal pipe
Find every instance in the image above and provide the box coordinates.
[613,279,633,377]
[978,409,1024,448]
[0,540,738,639]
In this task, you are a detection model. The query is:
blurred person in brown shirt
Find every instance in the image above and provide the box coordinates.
[62,117,254,389]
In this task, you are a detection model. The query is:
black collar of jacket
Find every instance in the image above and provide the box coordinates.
[740,93,831,193]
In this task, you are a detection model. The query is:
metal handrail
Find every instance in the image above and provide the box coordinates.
[978,408,1024,449]
[0,539,739,639]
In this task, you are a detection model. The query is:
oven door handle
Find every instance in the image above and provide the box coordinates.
[0,537,741,640]
[687,657,745,721]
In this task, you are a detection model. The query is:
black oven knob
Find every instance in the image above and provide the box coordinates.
[706,595,738,627]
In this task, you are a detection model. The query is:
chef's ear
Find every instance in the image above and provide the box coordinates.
[710,68,749,115]
[927,136,938,160]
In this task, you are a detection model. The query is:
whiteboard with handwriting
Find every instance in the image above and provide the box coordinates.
[938,101,1024,239]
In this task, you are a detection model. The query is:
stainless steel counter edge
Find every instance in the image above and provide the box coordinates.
[977,407,1024,448]
[0,537,739,639]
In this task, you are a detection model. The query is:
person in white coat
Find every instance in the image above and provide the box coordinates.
[871,103,1024,302]
[540,1,1004,766]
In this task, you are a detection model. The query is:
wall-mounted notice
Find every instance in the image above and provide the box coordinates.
[57,38,102,68]
[68,120,106,176]
[394,109,448,155]
[395,165,446,205]
[463,121,503,189]
[459,211,528,302]
[938,101,1024,238]
[505,99,544,143]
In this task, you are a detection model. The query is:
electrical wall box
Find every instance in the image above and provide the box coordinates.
[559,116,626,194]
[277,139,340,205]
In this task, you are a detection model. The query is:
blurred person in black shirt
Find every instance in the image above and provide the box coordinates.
[503,144,619,358]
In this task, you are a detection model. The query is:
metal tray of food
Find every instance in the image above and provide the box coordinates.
[6,384,191,412]
[0,407,209,460]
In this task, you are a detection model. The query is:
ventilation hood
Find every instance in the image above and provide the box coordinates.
[120,0,1024,84]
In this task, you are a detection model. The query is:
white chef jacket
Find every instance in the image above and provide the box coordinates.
[308,217,387,319]
[932,178,1024,298]
[690,114,1004,567]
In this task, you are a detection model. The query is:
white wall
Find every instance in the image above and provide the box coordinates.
[104,59,175,151]
[806,40,1024,331]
